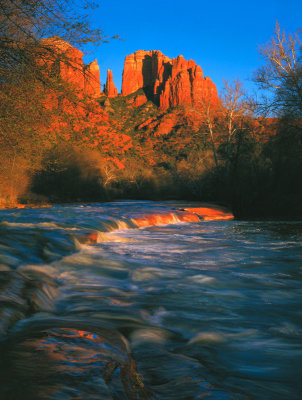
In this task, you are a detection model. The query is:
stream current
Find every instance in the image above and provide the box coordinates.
[0,201,301,399]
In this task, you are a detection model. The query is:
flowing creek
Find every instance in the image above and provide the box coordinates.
[0,201,301,399]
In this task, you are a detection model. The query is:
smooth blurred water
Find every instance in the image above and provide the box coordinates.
[0,201,301,399]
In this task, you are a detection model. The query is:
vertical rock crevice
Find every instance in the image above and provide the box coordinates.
[121,50,219,110]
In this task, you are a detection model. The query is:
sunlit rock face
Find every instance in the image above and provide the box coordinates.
[104,69,118,97]
[40,37,101,97]
[184,207,234,220]
[85,60,101,97]
[35,39,224,165]
[121,50,219,109]
[122,50,172,98]
[126,93,148,107]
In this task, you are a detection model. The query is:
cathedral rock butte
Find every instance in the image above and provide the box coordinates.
[35,37,226,160]
[39,38,219,112]
[121,50,219,109]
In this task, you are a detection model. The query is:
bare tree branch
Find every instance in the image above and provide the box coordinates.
[254,22,302,117]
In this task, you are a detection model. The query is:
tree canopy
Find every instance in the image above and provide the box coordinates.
[0,0,110,85]
[0,0,109,204]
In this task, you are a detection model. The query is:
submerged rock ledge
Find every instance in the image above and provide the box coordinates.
[82,205,234,244]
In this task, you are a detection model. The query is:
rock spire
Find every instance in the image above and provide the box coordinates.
[104,69,118,97]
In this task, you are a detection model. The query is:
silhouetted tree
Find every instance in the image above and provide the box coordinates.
[197,88,220,168]
[220,79,250,175]
[254,23,302,117]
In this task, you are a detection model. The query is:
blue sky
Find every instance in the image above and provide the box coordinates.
[83,0,302,95]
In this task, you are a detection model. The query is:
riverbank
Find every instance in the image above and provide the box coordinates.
[0,202,51,209]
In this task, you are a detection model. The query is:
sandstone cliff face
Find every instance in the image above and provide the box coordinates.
[121,50,218,109]
[39,40,218,110]
[104,70,118,98]
[122,50,171,99]
[40,37,101,97]
[37,39,225,168]
[84,60,101,97]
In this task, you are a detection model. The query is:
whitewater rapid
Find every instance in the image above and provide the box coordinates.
[0,201,301,400]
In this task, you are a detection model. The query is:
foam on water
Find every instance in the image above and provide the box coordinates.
[188,274,216,284]
[131,327,170,345]
[0,202,302,399]
[1,221,62,229]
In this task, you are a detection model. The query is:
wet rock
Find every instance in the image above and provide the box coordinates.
[184,206,234,220]
[0,269,57,338]
[0,324,155,399]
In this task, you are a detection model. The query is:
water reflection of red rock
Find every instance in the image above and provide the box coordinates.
[34,328,106,374]
[5,327,151,399]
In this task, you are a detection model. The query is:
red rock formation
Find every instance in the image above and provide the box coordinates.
[39,37,101,97]
[126,93,148,107]
[104,69,118,98]
[35,40,231,170]
[137,107,205,138]
[85,60,101,97]
[121,50,219,110]
[160,57,219,110]
[132,94,148,107]
[122,50,171,97]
